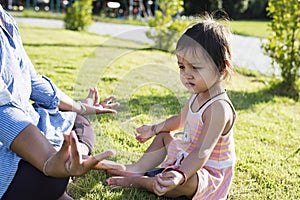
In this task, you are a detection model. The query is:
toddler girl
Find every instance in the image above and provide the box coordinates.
[108,17,236,200]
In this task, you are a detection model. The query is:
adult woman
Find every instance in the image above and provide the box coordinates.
[0,5,123,200]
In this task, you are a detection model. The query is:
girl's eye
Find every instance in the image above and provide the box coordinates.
[192,66,201,70]
[179,65,185,69]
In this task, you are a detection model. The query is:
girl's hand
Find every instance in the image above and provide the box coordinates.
[135,124,156,143]
[152,169,185,196]
[81,88,119,115]
[44,131,124,177]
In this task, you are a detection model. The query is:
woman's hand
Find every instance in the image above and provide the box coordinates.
[44,131,124,177]
[152,169,185,196]
[135,124,156,143]
[80,88,119,115]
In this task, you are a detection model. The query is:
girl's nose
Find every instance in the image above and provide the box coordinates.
[182,71,193,79]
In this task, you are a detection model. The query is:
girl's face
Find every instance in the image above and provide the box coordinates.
[176,47,220,94]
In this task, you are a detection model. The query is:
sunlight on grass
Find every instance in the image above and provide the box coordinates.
[20,25,300,200]
[230,20,269,38]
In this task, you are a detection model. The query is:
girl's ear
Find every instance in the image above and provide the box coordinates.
[225,59,231,68]
[220,59,232,79]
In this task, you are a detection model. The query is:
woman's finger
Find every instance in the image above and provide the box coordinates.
[93,88,100,105]
[69,131,81,169]
[96,160,126,170]
[105,102,120,108]
[87,88,94,99]
[61,133,71,152]
[102,96,116,105]
[94,150,116,161]
[96,108,117,114]
[81,150,116,170]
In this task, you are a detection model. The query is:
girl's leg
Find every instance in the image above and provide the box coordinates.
[132,132,174,172]
[2,160,70,200]
[108,176,155,191]
[107,173,198,199]
[109,132,174,175]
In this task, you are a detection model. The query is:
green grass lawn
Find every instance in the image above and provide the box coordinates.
[229,20,269,38]
[19,24,300,200]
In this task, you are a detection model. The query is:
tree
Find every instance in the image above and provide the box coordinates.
[263,0,300,99]
[208,0,251,18]
[146,0,188,51]
[183,0,211,16]
[64,0,93,31]
[243,0,268,19]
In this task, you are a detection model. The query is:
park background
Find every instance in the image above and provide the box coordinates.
[3,0,300,199]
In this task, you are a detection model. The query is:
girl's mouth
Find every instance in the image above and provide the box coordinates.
[185,82,195,87]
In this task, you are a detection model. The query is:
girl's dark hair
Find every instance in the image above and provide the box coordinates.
[177,16,233,79]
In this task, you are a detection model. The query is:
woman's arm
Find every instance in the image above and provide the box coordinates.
[10,124,59,174]
[10,124,124,177]
[58,88,119,115]
[30,70,118,115]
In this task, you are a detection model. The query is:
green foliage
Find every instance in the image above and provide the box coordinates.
[64,0,93,31]
[263,0,300,100]
[210,0,251,18]
[146,0,188,51]
[243,0,268,19]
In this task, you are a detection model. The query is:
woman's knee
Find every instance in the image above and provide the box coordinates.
[2,160,69,200]
[73,114,95,155]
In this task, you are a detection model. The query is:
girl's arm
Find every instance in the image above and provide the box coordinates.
[153,102,188,134]
[179,100,233,181]
[153,100,233,195]
[136,98,190,143]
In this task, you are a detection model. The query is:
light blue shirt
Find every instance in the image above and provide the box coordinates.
[0,6,76,197]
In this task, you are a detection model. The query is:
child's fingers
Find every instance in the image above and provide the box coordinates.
[153,179,167,196]
[136,125,147,133]
[156,174,173,187]
[135,135,148,143]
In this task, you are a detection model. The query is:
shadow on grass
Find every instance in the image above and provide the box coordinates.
[125,94,185,116]
[68,170,168,200]
[23,41,163,52]
[96,43,160,53]
[228,81,299,111]
[23,43,103,48]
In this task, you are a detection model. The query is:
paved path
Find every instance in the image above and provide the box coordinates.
[15,17,276,75]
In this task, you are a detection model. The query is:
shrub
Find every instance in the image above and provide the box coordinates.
[263,0,300,100]
[209,0,251,19]
[64,0,93,31]
[146,0,188,51]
